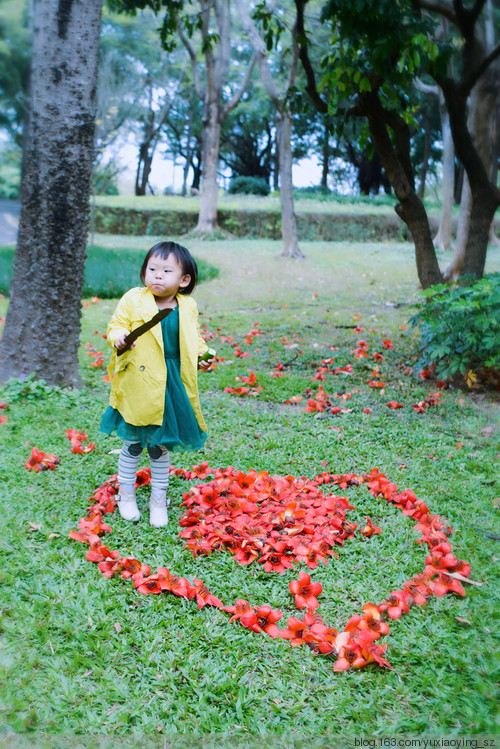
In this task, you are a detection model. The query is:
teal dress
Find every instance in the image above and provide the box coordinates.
[100,307,207,452]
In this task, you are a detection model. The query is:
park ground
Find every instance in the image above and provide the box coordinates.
[0,235,499,742]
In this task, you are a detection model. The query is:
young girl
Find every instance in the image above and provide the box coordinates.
[100,241,213,527]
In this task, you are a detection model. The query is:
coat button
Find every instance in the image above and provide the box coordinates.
[140,365,145,371]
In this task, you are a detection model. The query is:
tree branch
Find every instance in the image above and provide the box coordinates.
[418,0,458,24]
[221,52,258,119]
[294,0,328,113]
[177,23,204,100]
[235,0,282,107]
[415,78,439,96]
[459,41,500,96]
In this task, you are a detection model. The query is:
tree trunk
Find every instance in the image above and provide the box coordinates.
[135,141,154,196]
[361,90,443,288]
[434,94,454,250]
[444,71,499,280]
[321,120,330,189]
[195,101,221,233]
[277,110,304,258]
[0,0,102,386]
[417,107,431,199]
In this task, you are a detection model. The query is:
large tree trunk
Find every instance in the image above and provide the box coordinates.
[276,110,303,258]
[434,94,454,250]
[361,89,443,288]
[0,0,102,386]
[443,71,500,280]
[195,101,221,233]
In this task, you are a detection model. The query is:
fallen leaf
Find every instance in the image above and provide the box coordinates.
[28,522,42,533]
[481,426,494,437]
[113,622,122,634]
[455,616,473,625]
[48,533,60,539]
[106,704,119,717]
[449,572,484,587]
[82,670,93,678]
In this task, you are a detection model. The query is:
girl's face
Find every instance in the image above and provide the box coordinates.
[144,253,191,300]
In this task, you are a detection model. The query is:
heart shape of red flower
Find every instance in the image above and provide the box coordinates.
[70,464,471,672]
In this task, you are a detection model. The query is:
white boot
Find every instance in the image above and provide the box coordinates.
[116,484,141,522]
[149,488,168,527]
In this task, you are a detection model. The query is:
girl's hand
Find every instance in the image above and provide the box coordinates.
[198,358,215,371]
[114,333,134,351]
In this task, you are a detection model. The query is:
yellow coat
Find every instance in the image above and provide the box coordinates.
[106,287,208,430]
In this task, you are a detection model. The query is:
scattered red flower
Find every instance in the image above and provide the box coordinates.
[289,571,323,609]
[25,446,61,472]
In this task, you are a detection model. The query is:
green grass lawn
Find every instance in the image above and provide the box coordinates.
[0,236,499,740]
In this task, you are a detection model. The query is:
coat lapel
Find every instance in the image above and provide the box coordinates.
[139,287,164,351]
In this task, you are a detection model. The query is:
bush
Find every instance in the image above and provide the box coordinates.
[0,245,219,298]
[228,176,270,196]
[410,273,500,380]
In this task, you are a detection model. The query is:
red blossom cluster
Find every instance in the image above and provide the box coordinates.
[303,385,352,416]
[223,370,263,397]
[354,340,369,359]
[65,428,96,454]
[413,392,443,413]
[0,401,8,424]
[219,324,263,359]
[178,468,357,569]
[312,359,354,381]
[83,342,105,368]
[200,322,220,342]
[25,446,61,471]
[244,323,264,346]
[69,462,470,673]
[269,362,286,377]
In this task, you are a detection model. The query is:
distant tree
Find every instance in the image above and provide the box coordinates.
[177,0,256,233]
[293,0,500,287]
[236,0,304,258]
[220,94,274,182]
[0,0,103,385]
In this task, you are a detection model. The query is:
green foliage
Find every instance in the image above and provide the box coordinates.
[0,245,219,298]
[0,0,31,142]
[1,373,79,403]
[93,163,120,196]
[228,176,270,196]
[107,0,185,52]
[410,274,500,379]
[0,145,21,198]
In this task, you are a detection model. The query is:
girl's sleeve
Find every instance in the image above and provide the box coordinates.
[106,294,132,349]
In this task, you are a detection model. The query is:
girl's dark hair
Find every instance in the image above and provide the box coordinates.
[140,241,198,295]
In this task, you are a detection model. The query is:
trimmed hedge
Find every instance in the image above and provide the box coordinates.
[91,205,418,241]
[0,245,219,298]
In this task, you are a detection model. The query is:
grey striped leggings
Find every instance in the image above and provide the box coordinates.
[118,441,170,490]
